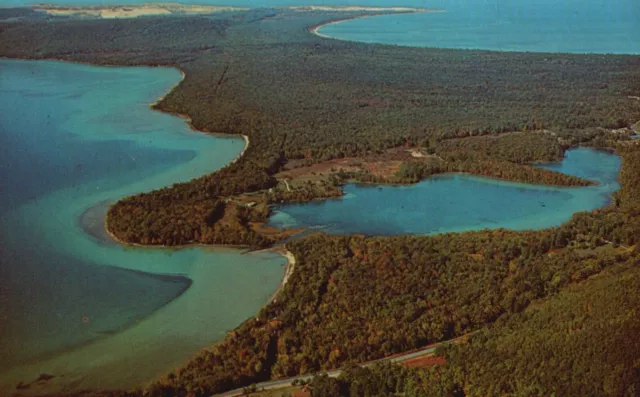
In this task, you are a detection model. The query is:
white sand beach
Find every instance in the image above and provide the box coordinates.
[33,3,248,19]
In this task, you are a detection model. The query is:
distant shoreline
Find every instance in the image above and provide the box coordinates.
[26,4,436,20]
[31,3,249,19]
[309,8,443,41]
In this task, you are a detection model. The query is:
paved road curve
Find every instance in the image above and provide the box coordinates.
[215,338,458,396]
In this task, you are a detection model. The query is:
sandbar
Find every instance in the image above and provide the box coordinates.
[308,8,443,41]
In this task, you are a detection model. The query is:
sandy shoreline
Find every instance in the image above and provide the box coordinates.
[280,249,296,289]
[309,8,443,41]
[148,67,250,158]
[32,3,248,19]
[100,132,251,249]
[292,6,430,12]
[150,68,185,108]
[263,247,296,303]
[98,205,294,297]
[233,135,250,165]
[100,63,251,248]
[78,199,115,244]
[97,65,288,288]
[28,4,434,20]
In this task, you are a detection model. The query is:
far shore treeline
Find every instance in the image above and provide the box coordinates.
[1,6,639,397]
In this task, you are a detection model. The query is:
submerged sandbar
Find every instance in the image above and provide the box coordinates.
[0,59,285,395]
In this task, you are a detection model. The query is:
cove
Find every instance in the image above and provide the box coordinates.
[317,0,640,54]
[0,59,284,393]
[268,148,621,235]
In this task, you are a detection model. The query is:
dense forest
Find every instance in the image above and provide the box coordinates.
[1,8,639,246]
[31,144,640,397]
[1,7,640,397]
[304,257,640,397]
[131,145,639,396]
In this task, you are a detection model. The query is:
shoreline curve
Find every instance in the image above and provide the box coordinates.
[0,60,287,395]
[309,9,442,41]
[97,63,296,314]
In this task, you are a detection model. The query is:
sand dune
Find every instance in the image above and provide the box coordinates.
[32,4,439,20]
[33,3,248,19]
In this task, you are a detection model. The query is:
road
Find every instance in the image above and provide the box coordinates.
[215,339,456,396]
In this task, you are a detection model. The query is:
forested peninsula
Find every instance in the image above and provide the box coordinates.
[2,6,639,247]
[1,6,639,397]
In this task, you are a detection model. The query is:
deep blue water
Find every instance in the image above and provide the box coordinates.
[268,148,621,235]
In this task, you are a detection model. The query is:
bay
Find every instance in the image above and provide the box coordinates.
[318,0,640,54]
[0,59,284,392]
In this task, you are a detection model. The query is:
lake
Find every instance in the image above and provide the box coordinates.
[268,148,621,235]
[0,59,285,392]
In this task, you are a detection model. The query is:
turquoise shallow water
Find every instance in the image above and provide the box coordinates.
[268,148,621,235]
[318,0,640,54]
[0,60,284,389]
